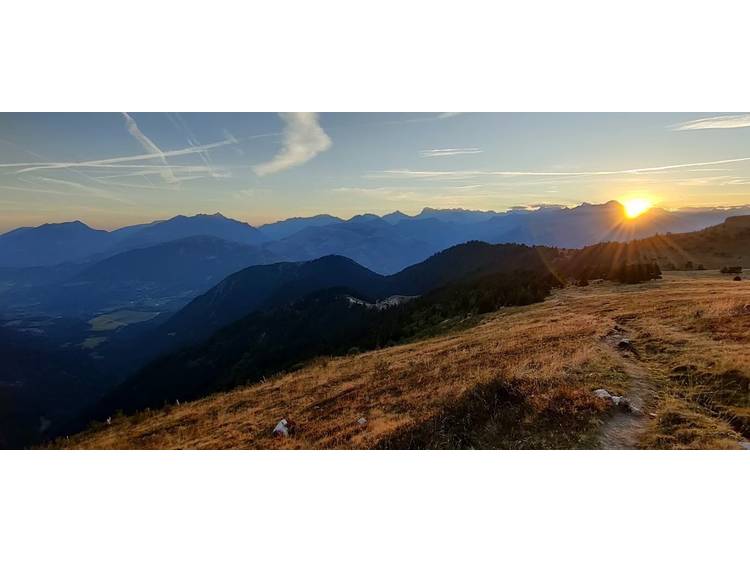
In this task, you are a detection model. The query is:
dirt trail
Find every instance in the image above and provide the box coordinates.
[597,325,659,449]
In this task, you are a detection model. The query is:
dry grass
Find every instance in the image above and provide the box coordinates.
[55,271,750,449]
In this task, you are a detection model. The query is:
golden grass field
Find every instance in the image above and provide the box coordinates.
[57,271,750,450]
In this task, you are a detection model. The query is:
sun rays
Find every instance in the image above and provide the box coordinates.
[622,198,653,219]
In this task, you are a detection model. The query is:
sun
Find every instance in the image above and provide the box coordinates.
[622,198,653,219]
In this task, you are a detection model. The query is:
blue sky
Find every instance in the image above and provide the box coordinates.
[1,112,749,231]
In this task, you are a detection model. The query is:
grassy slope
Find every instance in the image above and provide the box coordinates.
[56,272,750,449]
[618,215,750,270]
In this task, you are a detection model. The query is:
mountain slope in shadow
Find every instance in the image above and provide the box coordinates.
[0,235,275,316]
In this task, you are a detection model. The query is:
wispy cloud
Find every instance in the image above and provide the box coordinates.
[122,112,178,184]
[373,155,750,180]
[670,114,750,131]
[91,165,220,180]
[332,186,422,201]
[166,112,229,180]
[2,139,237,175]
[384,112,464,125]
[0,122,275,180]
[253,113,332,176]
[419,148,482,158]
[0,184,68,197]
[31,176,134,205]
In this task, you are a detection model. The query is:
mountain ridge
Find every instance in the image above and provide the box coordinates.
[4,202,749,270]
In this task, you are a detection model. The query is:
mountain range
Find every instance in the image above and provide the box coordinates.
[0,212,265,269]
[3,202,748,273]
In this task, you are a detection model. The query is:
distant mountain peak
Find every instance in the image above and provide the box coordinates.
[189,212,229,220]
[38,219,96,230]
[381,210,411,224]
[306,254,362,267]
[261,213,340,226]
[347,213,382,223]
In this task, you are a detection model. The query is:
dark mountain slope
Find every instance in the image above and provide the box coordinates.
[156,254,386,347]
[156,241,563,351]
[0,236,275,316]
[75,235,273,287]
[390,241,562,294]
[0,327,107,448]
[94,289,386,412]
[89,266,562,418]
[85,243,563,414]
[0,262,87,293]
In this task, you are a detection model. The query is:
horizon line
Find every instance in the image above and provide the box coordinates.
[4,199,750,234]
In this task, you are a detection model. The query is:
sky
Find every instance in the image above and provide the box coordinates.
[1,112,749,232]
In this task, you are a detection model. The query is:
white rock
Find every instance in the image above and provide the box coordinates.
[594,389,636,412]
[357,417,367,425]
[273,419,289,437]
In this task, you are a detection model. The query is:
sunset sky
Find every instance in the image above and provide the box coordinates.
[1,112,749,232]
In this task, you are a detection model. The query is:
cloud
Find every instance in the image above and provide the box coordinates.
[122,112,178,184]
[91,165,220,180]
[331,186,422,201]
[420,148,482,158]
[374,155,750,179]
[253,113,331,176]
[32,176,134,205]
[167,112,219,178]
[384,112,464,125]
[0,125,275,177]
[3,139,237,175]
[670,114,750,130]
[0,184,68,197]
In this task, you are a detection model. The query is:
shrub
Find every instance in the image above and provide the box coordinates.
[721,266,742,274]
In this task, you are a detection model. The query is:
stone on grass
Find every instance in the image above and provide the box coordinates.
[273,419,289,437]
[593,389,637,413]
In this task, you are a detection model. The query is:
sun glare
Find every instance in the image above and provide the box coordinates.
[622,198,653,219]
